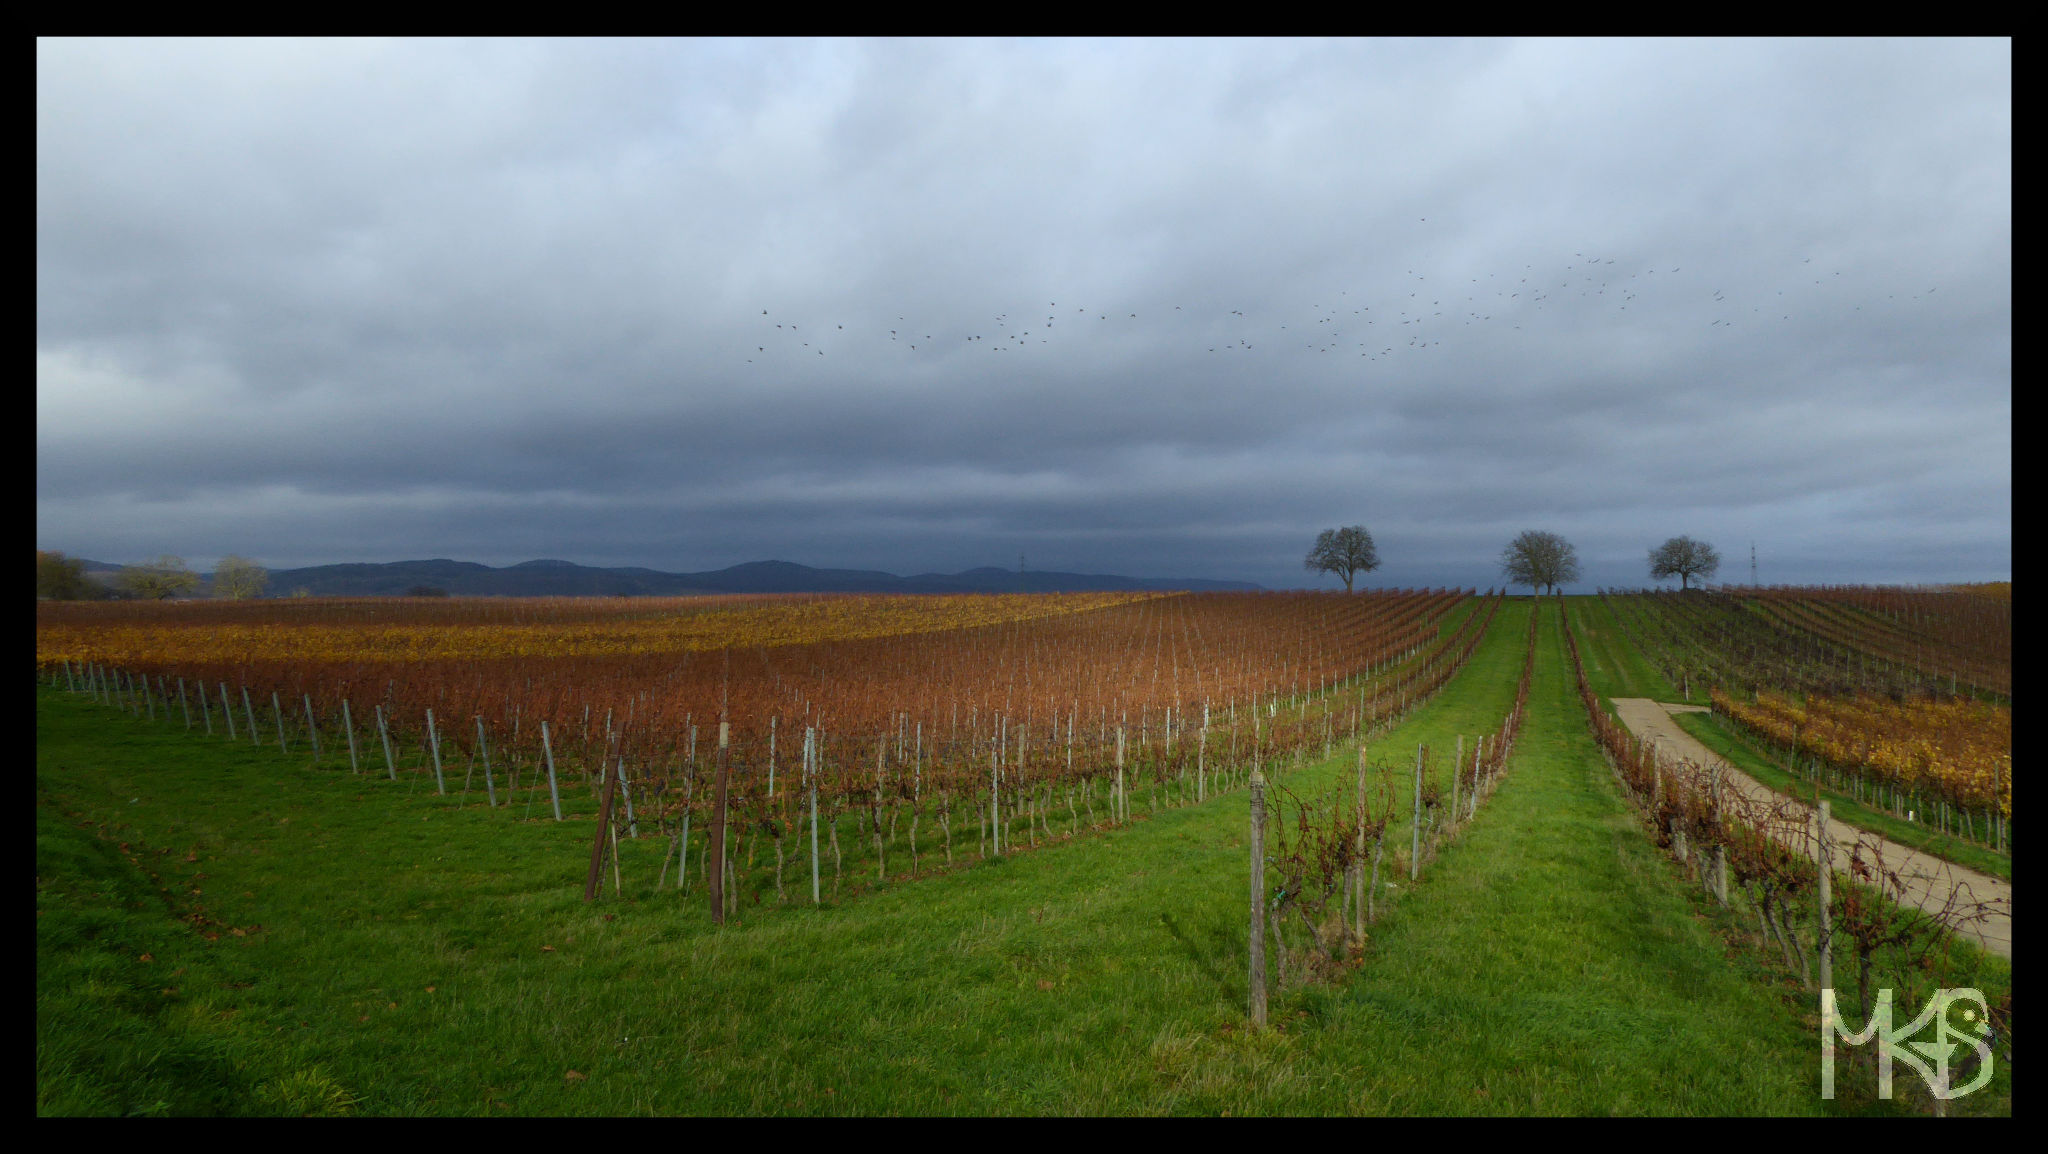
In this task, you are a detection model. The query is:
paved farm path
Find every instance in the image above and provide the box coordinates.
[1610,699,2011,961]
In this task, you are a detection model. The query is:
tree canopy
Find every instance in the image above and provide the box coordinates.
[115,555,200,600]
[1499,530,1580,596]
[36,550,102,600]
[1648,536,1720,590]
[211,555,270,599]
[1304,526,1381,592]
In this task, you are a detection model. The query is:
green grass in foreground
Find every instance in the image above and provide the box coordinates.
[1667,710,2013,885]
[36,604,2000,1114]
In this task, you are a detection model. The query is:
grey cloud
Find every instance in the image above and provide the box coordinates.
[38,38,2010,591]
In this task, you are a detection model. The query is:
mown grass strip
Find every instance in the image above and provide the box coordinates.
[1566,595,1679,703]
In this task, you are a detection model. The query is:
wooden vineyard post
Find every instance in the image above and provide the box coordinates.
[476,716,497,807]
[342,700,360,773]
[300,694,321,764]
[874,740,887,879]
[1470,735,1482,820]
[272,692,289,753]
[1997,762,2007,853]
[1410,744,1424,881]
[584,738,622,902]
[1817,799,1833,994]
[990,740,1001,855]
[709,721,731,925]
[541,721,564,820]
[197,680,213,736]
[617,757,636,837]
[1354,744,1367,941]
[1368,830,1385,926]
[808,727,821,905]
[1248,760,1269,1029]
[1114,726,1126,826]
[376,705,398,781]
[178,678,191,730]
[426,709,446,795]
[1450,735,1462,830]
[241,686,259,746]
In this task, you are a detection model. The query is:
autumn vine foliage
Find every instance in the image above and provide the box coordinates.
[1557,594,2005,1008]
[41,588,1492,904]
[1712,688,2010,847]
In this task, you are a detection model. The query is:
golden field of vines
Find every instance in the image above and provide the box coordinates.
[1711,687,2011,817]
[34,591,1164,667]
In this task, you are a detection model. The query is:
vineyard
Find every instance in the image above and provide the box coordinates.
[1599,587,2011,703]
[39,589,1499,910]
[1597,586,2013,859]
[1710,689,2010,851]
[1560,597,2008,1094]
[34,587,2010,1116]
[32,591,1167,664]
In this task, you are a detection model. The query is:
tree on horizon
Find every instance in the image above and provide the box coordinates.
[1304,526,1381,592]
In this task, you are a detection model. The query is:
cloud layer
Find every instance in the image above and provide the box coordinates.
[37,38,2011,589]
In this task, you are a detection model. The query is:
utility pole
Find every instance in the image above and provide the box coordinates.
[1751,542,1757,586]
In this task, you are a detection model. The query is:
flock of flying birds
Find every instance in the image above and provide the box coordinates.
[737,243,1941,368]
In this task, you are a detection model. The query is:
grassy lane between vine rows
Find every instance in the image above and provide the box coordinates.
[38,597,1952,1114]
[1565,594,1681,704]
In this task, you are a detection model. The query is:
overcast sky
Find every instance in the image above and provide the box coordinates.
[37,38,2011,591]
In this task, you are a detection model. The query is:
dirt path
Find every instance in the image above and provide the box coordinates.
[1610,699,2011,962]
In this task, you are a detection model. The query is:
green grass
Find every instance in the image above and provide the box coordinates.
[1565,595,1680,703]
[1666,710,2013,885]
[36,603,2006,1114]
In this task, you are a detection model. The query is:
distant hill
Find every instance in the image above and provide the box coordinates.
[249,558,1264,597]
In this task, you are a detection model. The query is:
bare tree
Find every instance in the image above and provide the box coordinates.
[1499,530,1580,596]
[1648,536,1720,591]
[116,555,200,600]
[1304,526,1381,592]
[211,554,270,599]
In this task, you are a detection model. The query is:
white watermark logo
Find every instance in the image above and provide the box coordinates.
[1821,987,1993,1101]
